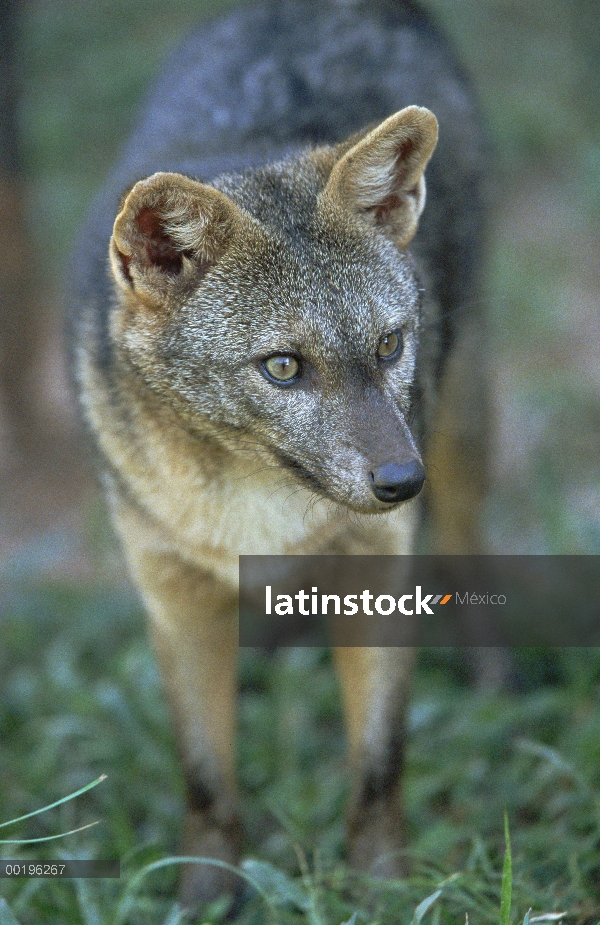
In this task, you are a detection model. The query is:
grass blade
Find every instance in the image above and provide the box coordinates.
[412,889,443,925]
[0,775,107,831]
[0,821,99,844]
[500,813,512,925]
[113,856,276,925]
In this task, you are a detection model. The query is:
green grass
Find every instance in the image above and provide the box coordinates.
[3,0,600,921]
[1,582,600,923]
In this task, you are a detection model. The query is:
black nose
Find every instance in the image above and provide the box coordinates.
[368,459,426,503]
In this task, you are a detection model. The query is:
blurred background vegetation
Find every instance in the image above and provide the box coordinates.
[1,1,600,922]
[1,0,599,555]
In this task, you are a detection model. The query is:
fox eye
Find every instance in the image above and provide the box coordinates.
[377,329,403,361]
[262,355,300,384]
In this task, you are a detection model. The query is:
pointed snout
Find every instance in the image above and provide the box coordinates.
[311,387,426,512]
[368,458,426,504]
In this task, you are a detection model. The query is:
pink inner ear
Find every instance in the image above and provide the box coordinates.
[385,135,419,198]
[136,207,163,239]
[395,134,417,168]
[363,135,421,221]
[135,206,185,275]
[370,192,403,222]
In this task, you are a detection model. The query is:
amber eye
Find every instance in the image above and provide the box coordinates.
[262,355,300,383]
[377,330,403,360]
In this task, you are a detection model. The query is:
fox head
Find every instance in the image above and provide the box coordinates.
[108,106,438,514]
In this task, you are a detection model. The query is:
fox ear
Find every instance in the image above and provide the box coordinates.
[323,106,438,248]
[109,172,238,308]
